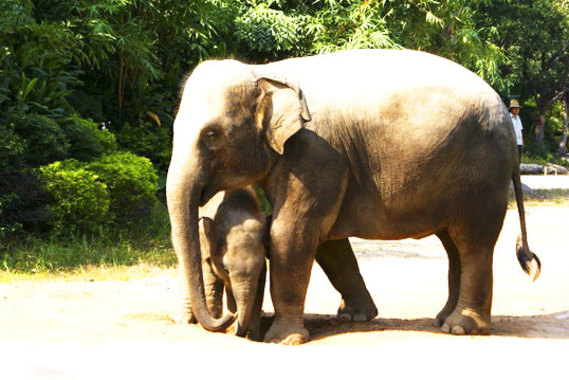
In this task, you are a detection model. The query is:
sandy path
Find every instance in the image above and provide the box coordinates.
[521,173,569,189]
[1,197,568,378]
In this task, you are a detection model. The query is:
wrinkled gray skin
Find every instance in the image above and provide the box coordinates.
[166,49,540,345]
[177,186,268,340]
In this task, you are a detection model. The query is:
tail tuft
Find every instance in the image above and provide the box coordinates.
[516,235,541,282]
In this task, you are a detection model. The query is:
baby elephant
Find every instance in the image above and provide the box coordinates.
[177,186,269,340]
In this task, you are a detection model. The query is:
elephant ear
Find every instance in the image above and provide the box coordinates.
[255,77,311,155]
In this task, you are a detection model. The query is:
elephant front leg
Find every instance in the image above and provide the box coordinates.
[315,239,377,322]
[264,223,315,345]
[176,266,196,324]
[176,260,223,324]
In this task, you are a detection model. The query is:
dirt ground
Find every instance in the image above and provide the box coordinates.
[1,177,568,379]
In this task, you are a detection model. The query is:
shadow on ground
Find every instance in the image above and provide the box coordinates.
[257,311,569,342]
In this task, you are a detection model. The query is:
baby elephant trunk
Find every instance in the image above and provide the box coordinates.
[233,263,266,340]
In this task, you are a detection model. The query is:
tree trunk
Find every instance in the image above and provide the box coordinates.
[558,92,569,158]
[534,92,561,144]
[534,107,547,144]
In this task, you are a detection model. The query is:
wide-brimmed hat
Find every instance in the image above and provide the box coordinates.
[509,99,522,109]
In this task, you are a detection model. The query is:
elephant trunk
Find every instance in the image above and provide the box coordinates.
[233,263,266,339]
[166,156,235,332]
[233,279,257,338]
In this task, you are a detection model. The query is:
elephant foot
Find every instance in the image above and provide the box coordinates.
[175,308,197,325]
[337,297,378,322]
[440,307,491,335]
[434,304,455,327]
[246,329,263,342]
[264,317,309,345]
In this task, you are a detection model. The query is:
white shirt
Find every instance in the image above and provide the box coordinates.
[510,113,523,145]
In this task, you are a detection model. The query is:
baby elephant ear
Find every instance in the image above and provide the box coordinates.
[255,77,311,155]
[199,217,215,260]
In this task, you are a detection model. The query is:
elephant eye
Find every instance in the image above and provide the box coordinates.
[206,130,220,139]
[201,127,223,149]
[221,254,230,274]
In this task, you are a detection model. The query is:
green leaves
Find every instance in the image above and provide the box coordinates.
[40,162,111,234]
[39,151,159,234]
[308,0,397,52]
[5,113,69,166]
[17,76,38,103]
[82,152,159,224]
[236,3,306,57]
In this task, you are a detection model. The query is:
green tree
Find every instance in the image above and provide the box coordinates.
[385,0,506,88]
[475,0,569,146]
[260,1,505,87]
[0,0,81,117]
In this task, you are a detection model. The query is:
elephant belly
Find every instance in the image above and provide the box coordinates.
[365,213,445,241]
[328,196,446,241]
[326,161,511,242]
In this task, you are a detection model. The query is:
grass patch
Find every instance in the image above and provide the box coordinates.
[509,189,569,207]
[0,236,176,281]
[521,156,568,168]
[0,204,176,282]
[0,263,177,282]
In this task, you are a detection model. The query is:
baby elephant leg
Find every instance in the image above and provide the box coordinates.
[315,239,378,322]
[203,259,224,318]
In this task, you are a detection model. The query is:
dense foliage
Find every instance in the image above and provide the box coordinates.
[38,152,157,234]
[39,161,111,233]
[1,0,569,244]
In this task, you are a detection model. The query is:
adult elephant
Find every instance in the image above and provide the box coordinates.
[166,49,540,345]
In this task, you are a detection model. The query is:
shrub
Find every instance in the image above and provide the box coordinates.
[61,116,117,161]
[0,192,23,242]
[37,152,159,234]
[6,112,69,166]
[85,152,159,223]
[0,123,54,241]
[115,120,171,173]
[39,162,110,234]
[0,171,53,242]
[0,123,27,171]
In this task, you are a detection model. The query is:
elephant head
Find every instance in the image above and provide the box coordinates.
[166,60,310,332]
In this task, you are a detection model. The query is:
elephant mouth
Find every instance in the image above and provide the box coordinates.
[199,185,217,207]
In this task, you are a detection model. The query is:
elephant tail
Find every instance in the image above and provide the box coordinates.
[512,165,541,281]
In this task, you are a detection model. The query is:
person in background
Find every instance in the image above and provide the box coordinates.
[509,99,524,162]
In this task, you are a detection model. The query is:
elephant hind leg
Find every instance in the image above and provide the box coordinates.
[315,239,378,322]
[439,227,496,335]
[434,230,461,327]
